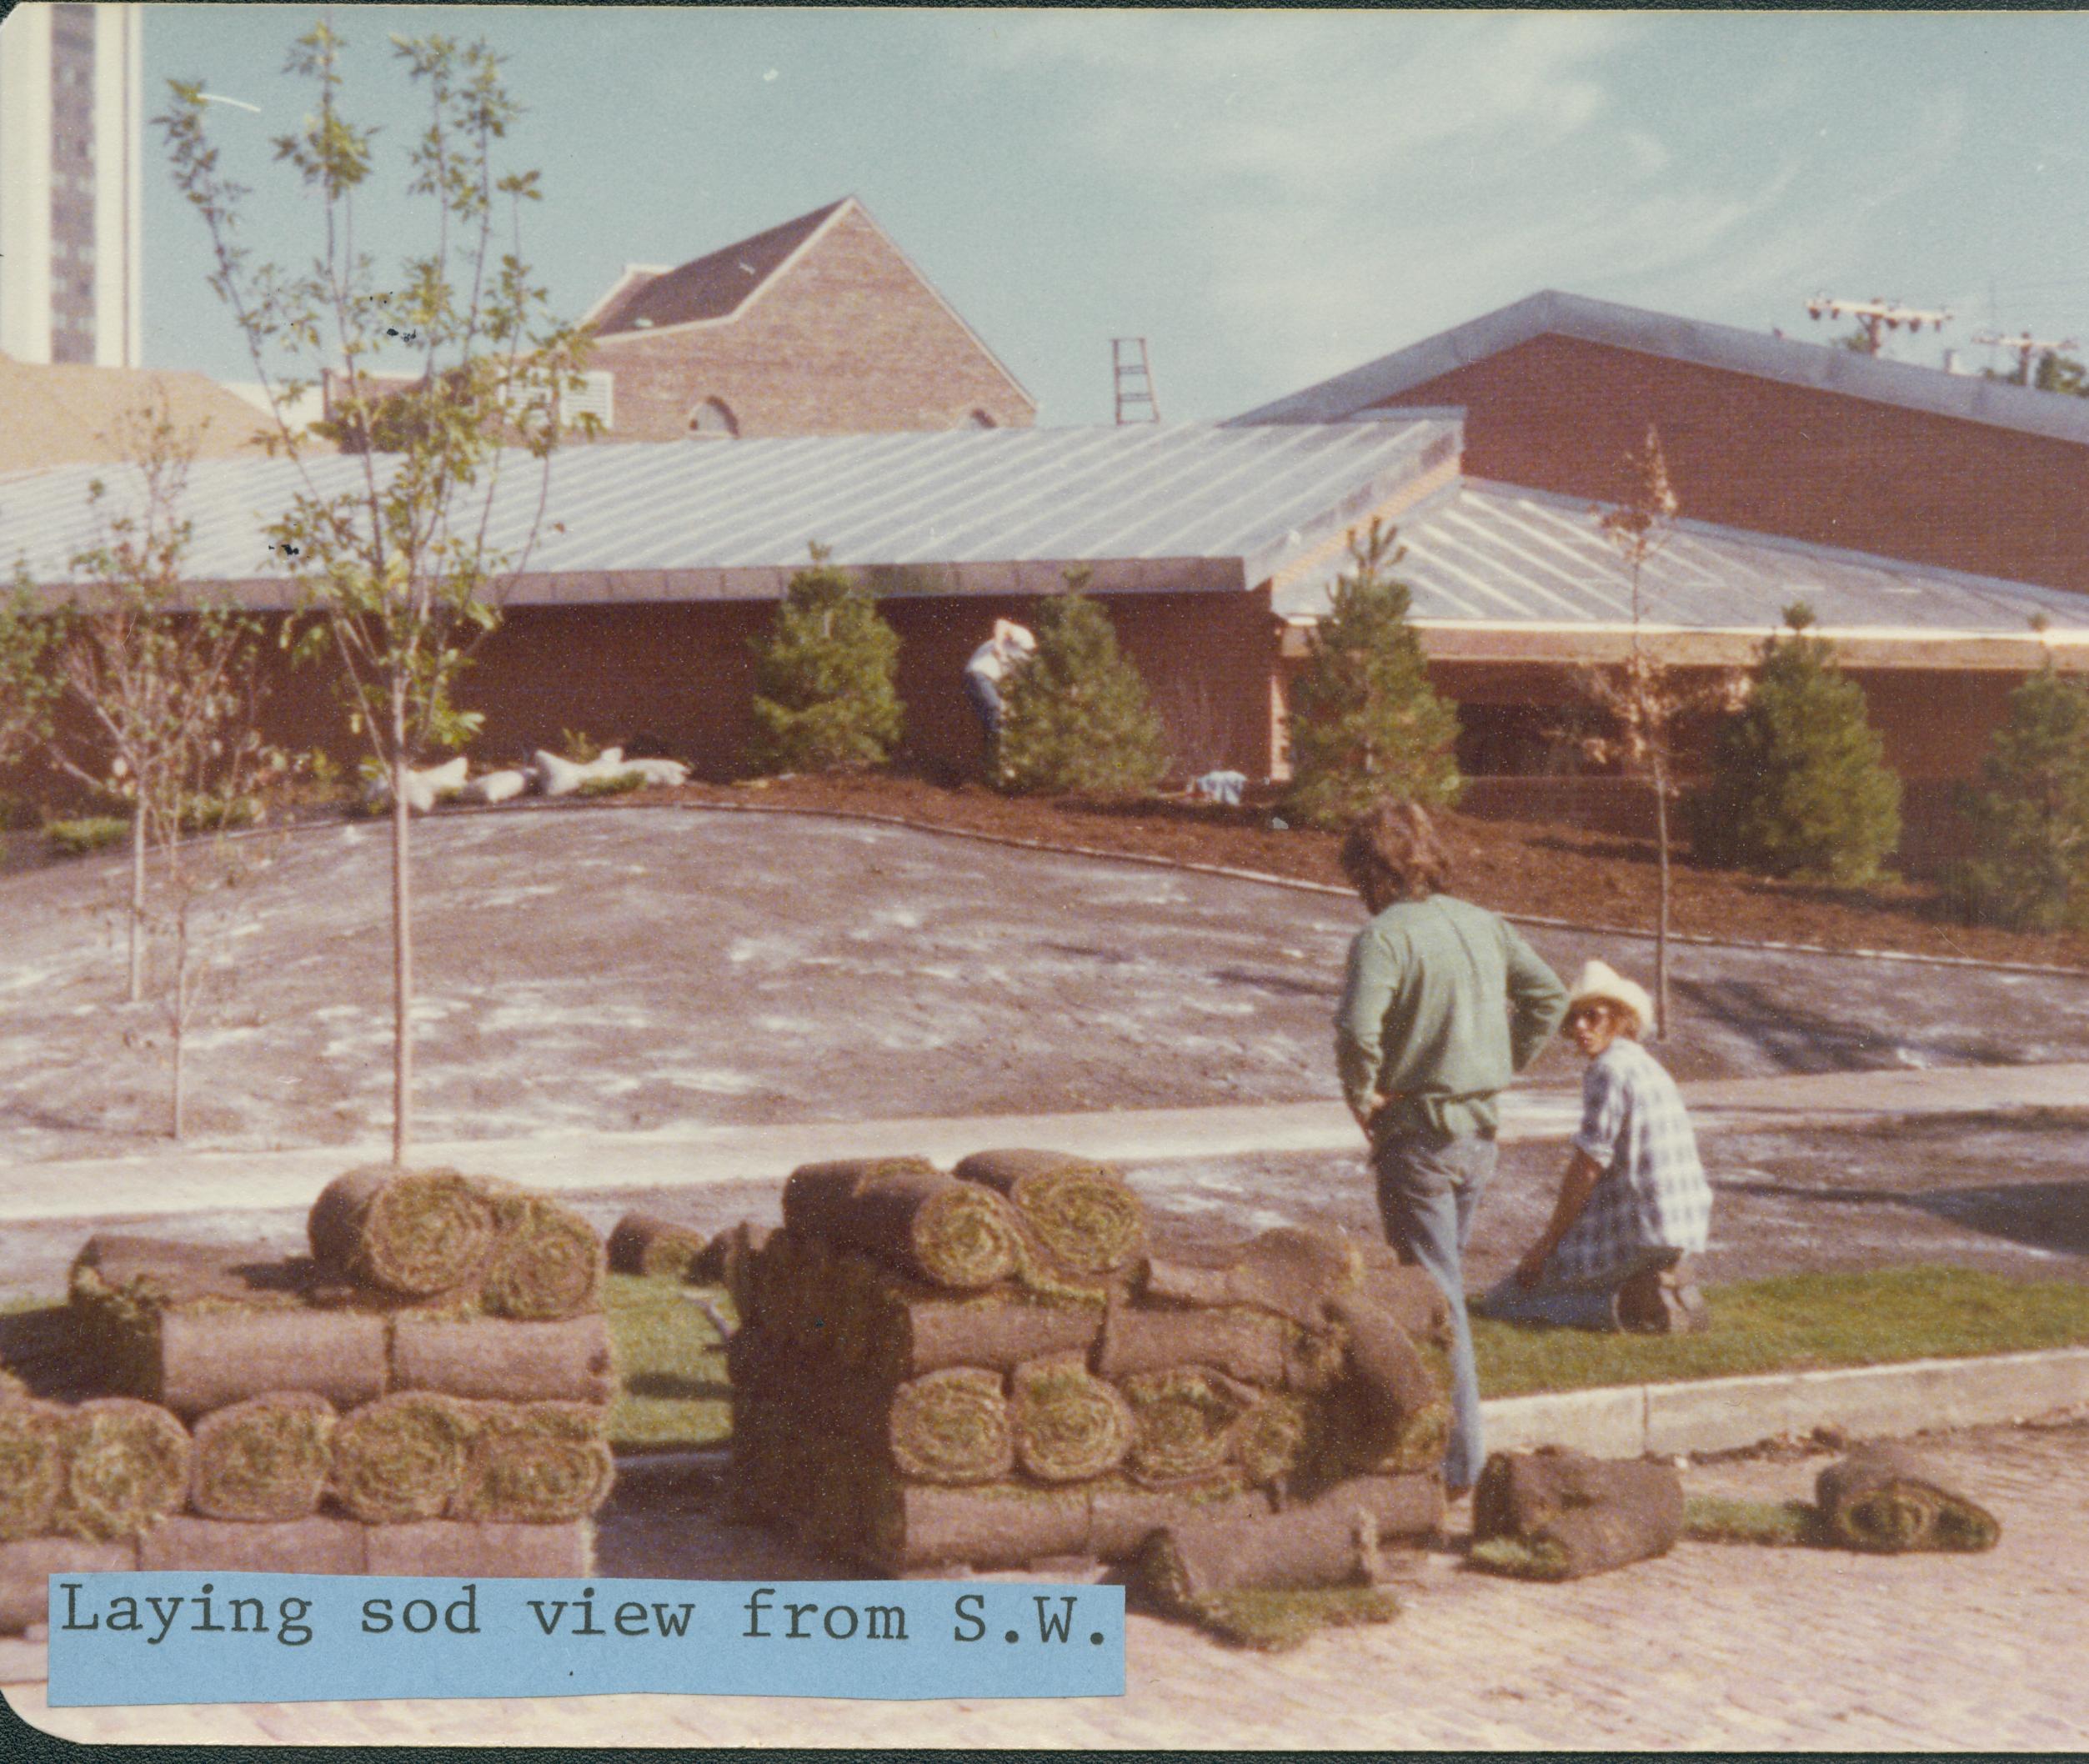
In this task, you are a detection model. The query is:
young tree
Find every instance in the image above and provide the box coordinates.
[1282,519,1460,830]
[0,574,62,826]
[49,399,268,1007]
[158,24,596,1160]
[1953,658,2089,931]
[997,574,1169,797]
[1579,427,1740,1040]
[745,545,904,774]
[1688,601,1903,888]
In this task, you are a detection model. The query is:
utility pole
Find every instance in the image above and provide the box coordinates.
[1806,294,1953,356]
[1972,328,2081,386]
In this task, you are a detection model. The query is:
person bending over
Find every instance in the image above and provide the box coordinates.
[962,619,1036,744]
[1335,800,1570,1495]
[1479,960,1712,1335]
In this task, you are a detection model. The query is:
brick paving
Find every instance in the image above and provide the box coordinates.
[12,1418,2086,1751]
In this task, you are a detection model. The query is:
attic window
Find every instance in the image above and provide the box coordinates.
[964,410,997,430]
[689,397,739,438]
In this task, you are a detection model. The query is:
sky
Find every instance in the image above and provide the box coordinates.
[127,6,2089,427]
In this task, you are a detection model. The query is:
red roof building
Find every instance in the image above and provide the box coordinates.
[578,197,1035,440]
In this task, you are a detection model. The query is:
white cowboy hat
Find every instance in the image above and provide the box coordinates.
[1568,959,1652,1034]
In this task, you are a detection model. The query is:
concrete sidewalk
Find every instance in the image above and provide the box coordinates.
[0,1060,2082,1225]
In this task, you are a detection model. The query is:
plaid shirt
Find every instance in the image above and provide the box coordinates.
[1554,1039,1711,1284]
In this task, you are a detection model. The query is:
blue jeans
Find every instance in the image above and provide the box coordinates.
[964,670,1003,739]
[1372,1129,1496,1492]
[1475,1246,1682,1332]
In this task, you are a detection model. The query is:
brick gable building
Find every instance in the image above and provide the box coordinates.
[579,197,1035,440]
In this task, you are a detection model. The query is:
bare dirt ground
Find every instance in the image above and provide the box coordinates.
[7,804,2089,1169]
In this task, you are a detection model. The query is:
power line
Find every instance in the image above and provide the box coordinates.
[1972,327,2081,382]
[1805,293,1953,355]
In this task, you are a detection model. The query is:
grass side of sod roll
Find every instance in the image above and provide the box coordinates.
[1471,1265,2089,1399]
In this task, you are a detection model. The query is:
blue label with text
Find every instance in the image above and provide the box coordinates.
[47,1574,1125,1706]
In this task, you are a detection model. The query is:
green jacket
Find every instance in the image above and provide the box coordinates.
[1335,892,1570,1139]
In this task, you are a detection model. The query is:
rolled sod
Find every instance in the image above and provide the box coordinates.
[54,1400,192,1541]
[329,1392,478,1525]
[1141,1226,1365,1329]
[1085,1480,1271,1561]
[1121,1369,1259,1486]
[1470,1448,1684,1581]
[138,1516,366,1576]
[1684,1494,1821,1547]
[607,1212,709,1279]
[1010,1354,1135,1484]
[190,1393,336,1523]
[782,1160,1024,1291]
[861,1479,1090,1573]
[1232,1392,1310,1486]
[855,1285,1102,1381]
[1162,1585,1401,1653]
[1317,1294,1450,1475]
[391,1313,616,1406]
[363,1520,595,1578]
[1094,1302,1290,1386]
[152,1309,389,1421]
[1288,1472,1446,1543]
[886,1368,1014,1486]
[0,1537,136,1636]
[953,1149,1147,1278]
[692,1221,775,1307]
[1350,1245,1456,1351]
[452,1401,615,1525]
[480,1193,606,1322]
[1139,1499,1386,1606]
[1814,1447,2000,1554]
[309,1166,506,1298]
[0,1401,65,1541]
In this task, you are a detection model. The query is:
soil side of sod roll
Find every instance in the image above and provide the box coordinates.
[1094,1303,1292,1386]
[390,1313,616,1406]
[859,1287,1104,1380]
[149,1309,389,1421]
[138,1516,368,1575]
[1470,1448,1685,1581]
[1140,1501,1385,1606]
[1085,1480,1273,1561]
[363,1520,595,1578]
[0,1537,136,1636]
[860,1479,1091,1573]
[1142,1226,1365,1329]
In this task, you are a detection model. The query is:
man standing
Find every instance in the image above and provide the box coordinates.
[1334,800,1569,1495]
[962,618,1036,744]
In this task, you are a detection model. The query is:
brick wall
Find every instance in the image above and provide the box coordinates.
[1385,335,2089,594]
[594,208,1035,440]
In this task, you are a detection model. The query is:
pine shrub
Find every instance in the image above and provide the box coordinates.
[745,548,904,774]
[1282,520,1461,829]
[996,585,1168,797]
[1951,664,2089,930]
[1687,605,1901,885]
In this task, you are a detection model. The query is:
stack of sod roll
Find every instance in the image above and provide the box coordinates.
[0,1168,614,1635]
[724,1149,1454,1581]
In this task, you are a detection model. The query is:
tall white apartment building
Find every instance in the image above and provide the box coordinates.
[0,3,143,367]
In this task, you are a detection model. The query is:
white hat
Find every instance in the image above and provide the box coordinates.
[1568,960,1652,1034]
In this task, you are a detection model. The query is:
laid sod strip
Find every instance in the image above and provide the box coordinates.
[189,1393,336,1523]
[329,1392,477,1525]
[0,1401,64,1540]
[954,1149,1147,1278]
[1684,1495,1822,1547]
[606,1213,709,1280]
[886,1367,1014,1486]
[391,1313,617,1406]
[55,1399,192,1541]
[783,1160,1025,1291]
[1122,1369,1259,1486]
[453,1401,615,1525]
[1143,1226,1365,1330]
[1471,1265,2089,1399]
[1095,1302,1291,1386]
[481,1194,606,1322]
[1165,1586,1402,1653]
[1010,1353,1135,1484]
[1815,1446,2001,1554]
[309,1167,505,1298]
[861,1478,1090,1573]
[1468,1536,1571,1581]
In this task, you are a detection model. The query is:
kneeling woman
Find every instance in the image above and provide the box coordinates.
[1479,960,1713,1334]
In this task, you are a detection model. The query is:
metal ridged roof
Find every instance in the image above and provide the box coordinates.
[0,419,1458,604]
[1273,479,2089,639]
[1231,289,2089,447]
